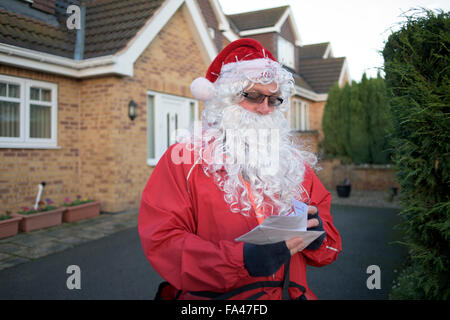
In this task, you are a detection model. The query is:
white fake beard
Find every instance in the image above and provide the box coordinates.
[201,105,313,217]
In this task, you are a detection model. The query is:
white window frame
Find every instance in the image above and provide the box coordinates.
[290,98,309,131]
[0,74,58,149]
[146,90,199,166]
[277,36,295,69]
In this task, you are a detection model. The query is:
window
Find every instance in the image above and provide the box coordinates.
[291,99,309,131]
[147,91,198,166]
[0,75,58,148]
[277,36,295,69]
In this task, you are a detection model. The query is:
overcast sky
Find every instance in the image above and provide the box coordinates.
[218,0,450,82]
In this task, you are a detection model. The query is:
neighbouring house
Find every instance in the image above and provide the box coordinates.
[0,0,350,214]
[199,1,350,150]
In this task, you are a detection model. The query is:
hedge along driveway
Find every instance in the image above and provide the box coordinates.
[307,204,408,300]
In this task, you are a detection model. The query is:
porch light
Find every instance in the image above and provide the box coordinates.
[128,100,137,121]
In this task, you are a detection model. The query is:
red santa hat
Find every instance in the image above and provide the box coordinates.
[190,38,278,101]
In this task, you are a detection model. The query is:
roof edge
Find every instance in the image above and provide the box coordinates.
[294,84,328,102]
[0,43,130,78]
[208,0,239,42]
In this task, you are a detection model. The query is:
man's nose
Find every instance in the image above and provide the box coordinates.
[256,97,272,115]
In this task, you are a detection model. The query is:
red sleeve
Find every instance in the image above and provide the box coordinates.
[301,164,342,267]
[138,145,249,292]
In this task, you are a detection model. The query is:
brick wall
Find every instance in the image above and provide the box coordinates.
[317,159,401,191]
[0,65,81,213]
[280,19,295,44]
[78,77,120,212]
[309,100,326,141]
[288,95,326,151]
[251,33,278,58]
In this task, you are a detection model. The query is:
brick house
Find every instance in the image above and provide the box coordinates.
[0,0,350,214]
[0,0,217,213]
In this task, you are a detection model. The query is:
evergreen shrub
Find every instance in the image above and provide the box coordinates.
[383,8,449,300]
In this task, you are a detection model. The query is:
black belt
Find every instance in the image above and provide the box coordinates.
[189,257,307,300]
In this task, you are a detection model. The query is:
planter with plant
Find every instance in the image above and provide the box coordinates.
[12,199,64,232]
[336,178,351,198]
[0,212,23,239]
[62,196,101,223]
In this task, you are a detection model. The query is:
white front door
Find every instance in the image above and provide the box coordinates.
[154,94,191,162]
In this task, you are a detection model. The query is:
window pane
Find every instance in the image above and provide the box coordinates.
[0,83,6,97]
[30,87,40,100]
[301,104,304,130]
[8,84,20,98]
[30,104,51,138]
[41,89,51,102]
[166,113,170,149]
[278,37,294,68]
[0,100,20,137]
[296,102,300,129]
[189,102,195,124]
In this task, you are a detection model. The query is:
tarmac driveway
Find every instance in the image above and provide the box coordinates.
[0,204,407,300]
[307,204,407,299]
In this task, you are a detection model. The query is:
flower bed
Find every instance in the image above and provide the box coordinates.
[12,198,63,232]
[62,196,101,223]
[0,214,22,239]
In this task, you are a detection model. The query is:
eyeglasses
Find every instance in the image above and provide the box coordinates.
[241,91,284,107]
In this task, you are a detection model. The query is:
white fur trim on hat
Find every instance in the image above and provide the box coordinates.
[190,77,215,101]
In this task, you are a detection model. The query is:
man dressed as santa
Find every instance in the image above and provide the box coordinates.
[138,38,342,300]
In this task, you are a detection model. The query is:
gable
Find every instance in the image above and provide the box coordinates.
[279,18,296,44]
[227,6,289,31]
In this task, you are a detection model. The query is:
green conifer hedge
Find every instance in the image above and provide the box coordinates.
[382,8,450,299]
[321,74,392,164]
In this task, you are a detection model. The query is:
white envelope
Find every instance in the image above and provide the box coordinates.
[235,197,324,249]
[290,197,308,231]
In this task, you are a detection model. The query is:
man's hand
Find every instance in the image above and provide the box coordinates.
[285,206,321,255]
[307,205,319,229]
[285,237,304,255]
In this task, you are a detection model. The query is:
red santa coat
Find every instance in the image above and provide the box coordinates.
[138,143,342,300]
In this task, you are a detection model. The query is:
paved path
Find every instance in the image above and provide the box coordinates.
[0,203,407,300]
[0,209,138,271]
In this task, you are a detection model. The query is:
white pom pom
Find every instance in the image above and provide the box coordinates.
[190,77,215,101]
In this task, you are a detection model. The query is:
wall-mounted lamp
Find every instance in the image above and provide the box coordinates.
[128,100,137,121]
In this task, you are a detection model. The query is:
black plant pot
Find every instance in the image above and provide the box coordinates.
[336,185,351,198]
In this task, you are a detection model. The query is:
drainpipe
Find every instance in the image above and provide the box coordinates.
[34,182,46,210]
[74,1,86,60]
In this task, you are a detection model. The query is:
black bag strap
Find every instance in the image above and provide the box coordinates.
[189,257,306,300]
[282,256,291,300]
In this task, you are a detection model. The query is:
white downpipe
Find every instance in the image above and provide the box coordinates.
[34,182,46,210]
